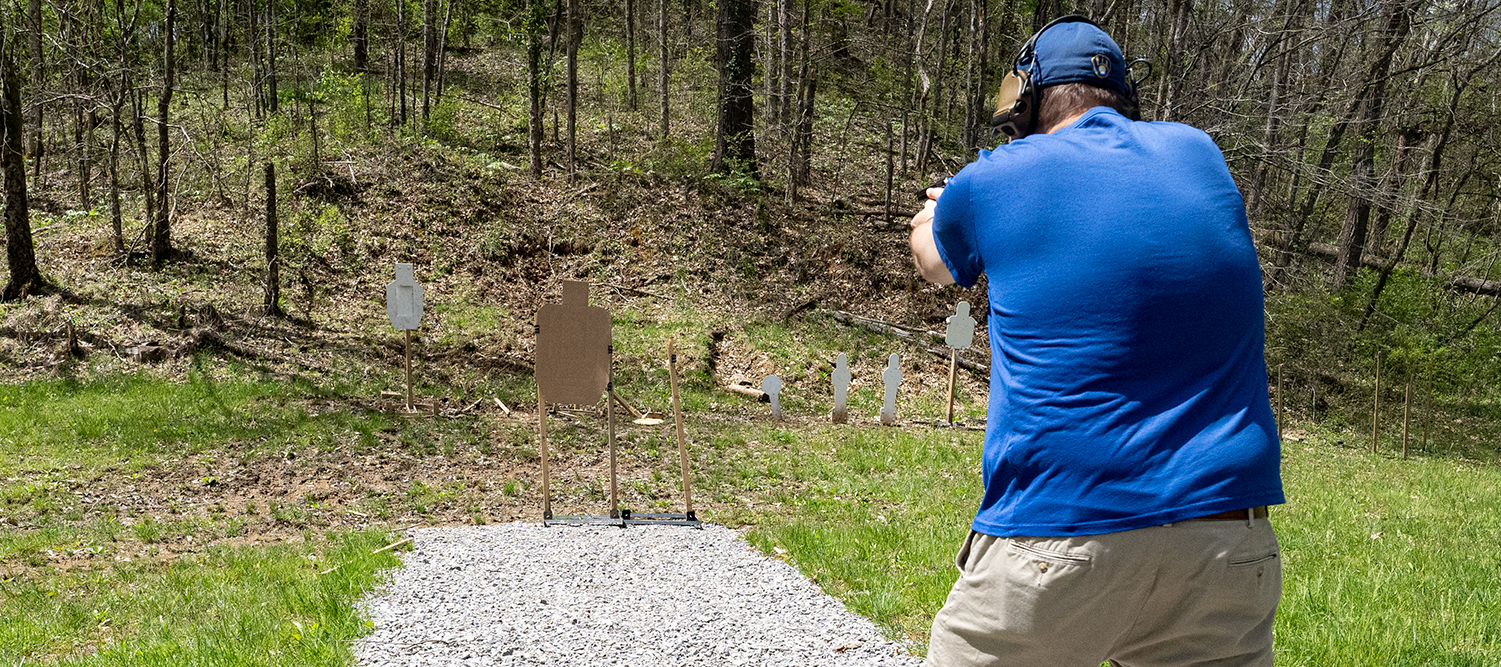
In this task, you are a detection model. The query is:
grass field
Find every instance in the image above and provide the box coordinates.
[3,334,1499,664]
[0,527,403,666]
[737,420,1501,663]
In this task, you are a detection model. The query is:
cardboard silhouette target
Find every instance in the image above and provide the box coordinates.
[762,375,784,419]
[944,301,977,424]
[535,281,619,525]
[831,353,851,424]
[386,264,425,410]
[881,354,902,425]
[536,281,611,405]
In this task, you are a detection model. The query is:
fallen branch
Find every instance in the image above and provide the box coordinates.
[926,347,989,376]
[722,381,770,402]
[822,309,989,377]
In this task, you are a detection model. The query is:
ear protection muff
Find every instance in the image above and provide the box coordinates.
[992,15,1150,138]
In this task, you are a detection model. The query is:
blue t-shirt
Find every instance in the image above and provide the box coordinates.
[932,107,1284,537]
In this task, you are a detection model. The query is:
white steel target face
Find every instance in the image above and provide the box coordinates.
[946,301,976,350]
[832,354,851,412]
[386,263,425,330]
[880,354,902,423]
[762,375,783,418]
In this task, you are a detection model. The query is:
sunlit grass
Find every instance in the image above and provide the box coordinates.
[725,420,1501,662]
[0,528,404,666]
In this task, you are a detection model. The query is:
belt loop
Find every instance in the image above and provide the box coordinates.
[1246,510,1252,528]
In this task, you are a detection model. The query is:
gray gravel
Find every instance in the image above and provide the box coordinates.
[355,522,922,667]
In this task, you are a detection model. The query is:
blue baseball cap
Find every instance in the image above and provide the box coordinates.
[1026,20,1130,96]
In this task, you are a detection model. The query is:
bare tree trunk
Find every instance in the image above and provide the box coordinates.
[627,0,638,111]
[353,0,370,72]
[151,0,176,265]
[423,0,436,126]
[528,0,544,177]
[567,0,579,177]
[249,0,263,118]
[1161,0,1192,122]
[763,0,775,128]
[264,162,282,316]
[399,0,408,127]
[658,0,670,137]
[220,0,229,108]
[28,0,42,178]
[778,0,791,131]
[265,0,277,114]
[1329,0,1416,290]
[437,0,455,99]
[1367,130,1413,258]
[109,97,123,253]
[920,0,954,173]
[2,27,43,301]
[711,0,759,175]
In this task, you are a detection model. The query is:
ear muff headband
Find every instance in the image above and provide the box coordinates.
[991,15,1144,137]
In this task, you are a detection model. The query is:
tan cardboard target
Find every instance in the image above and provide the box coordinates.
[536,281,611,406]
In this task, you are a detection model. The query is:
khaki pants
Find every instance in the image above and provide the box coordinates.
[924,518,1281,667]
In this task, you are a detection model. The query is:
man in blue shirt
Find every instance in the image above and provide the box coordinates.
[909,17,1284,667]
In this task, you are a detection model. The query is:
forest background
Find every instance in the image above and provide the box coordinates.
[0,0,1500,663]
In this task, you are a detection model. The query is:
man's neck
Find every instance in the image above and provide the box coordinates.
[1044,110,1089,134]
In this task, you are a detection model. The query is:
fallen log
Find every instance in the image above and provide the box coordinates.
[1304,243,1501,296]
[820,309,989,378]
[722,381,770,402]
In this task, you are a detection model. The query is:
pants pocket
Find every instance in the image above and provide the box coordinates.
[955,529,978,573]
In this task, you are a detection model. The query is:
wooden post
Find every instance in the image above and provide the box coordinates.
[1372,353,1381,454]
[405,329,414,411]
[607,382,619,518]
[1276,363,1283,440]
[1402,371,1411,461]
[669,339,693,514]
[539,390,551,520]
[263,163,280,316]
[946,349,958,424]
[884,121,894,225]
[1425,352,1434,452]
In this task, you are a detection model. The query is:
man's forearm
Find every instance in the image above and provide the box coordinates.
[910,220,956,285]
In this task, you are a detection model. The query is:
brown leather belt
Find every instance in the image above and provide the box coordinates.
[1188,506,1269,521]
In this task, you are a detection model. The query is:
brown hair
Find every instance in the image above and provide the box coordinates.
[1035,82,1138,133]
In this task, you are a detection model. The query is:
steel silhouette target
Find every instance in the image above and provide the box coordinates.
[386,263,424,330]
[946,301,976,350]
[832,353,851,424]
[762,375,784,419]
[881,354,902,425]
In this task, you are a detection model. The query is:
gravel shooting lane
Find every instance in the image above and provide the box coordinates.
[356,523,922,666]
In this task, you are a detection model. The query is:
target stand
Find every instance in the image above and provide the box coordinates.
[538,384,626,528]
[536,282,624,528]
[622,339,701,529]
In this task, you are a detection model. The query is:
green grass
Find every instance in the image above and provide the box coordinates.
[1275,431,1501,664]
[722,425,981,640]
[0,527,405,666]
[729,420,1501,662]
[4,307,1500,664]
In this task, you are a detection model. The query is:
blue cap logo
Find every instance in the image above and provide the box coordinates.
[1091,54,1111,78]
